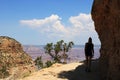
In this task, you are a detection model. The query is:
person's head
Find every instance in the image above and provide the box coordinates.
[88,37,92,43]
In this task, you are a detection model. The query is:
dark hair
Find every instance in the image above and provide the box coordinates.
[88,37,92,43]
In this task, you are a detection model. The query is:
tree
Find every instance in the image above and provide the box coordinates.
[44,40,74,63]
[62,41,74,63]
[44,43,54,58]
[44,41,62,63]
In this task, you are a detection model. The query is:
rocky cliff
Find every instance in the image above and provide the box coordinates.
[92,0,120,80]
[0,36,36,79]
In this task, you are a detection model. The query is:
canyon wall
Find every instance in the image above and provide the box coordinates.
[92,0,120,80]
[0,36,36,79]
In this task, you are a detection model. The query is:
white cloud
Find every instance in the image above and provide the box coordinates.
[69,13,95,31]
[20,13,99,44]
[20,14,67,33]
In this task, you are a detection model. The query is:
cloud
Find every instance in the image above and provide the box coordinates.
[20,14,67,33]
[20,13,97,43]
[69,13,95,32]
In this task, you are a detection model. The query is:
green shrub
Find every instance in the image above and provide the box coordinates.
[34,56,43,69]
[45,60,53,68]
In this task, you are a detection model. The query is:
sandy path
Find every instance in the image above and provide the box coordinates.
[21,60,100,80]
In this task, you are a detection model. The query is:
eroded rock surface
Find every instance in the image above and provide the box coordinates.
[0,36,36,79]
[92,0,120,80]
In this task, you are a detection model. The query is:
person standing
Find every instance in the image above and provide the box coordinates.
[84,37,94,72]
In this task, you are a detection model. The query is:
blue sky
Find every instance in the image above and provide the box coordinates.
[0,0,100,45]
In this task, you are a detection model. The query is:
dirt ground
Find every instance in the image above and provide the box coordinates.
[21,60,100,80]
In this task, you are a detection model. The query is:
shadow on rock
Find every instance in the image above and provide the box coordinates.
[58,59,100,80]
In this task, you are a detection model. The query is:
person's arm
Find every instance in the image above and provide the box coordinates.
[92,44,94,57]
[84,43,87,54]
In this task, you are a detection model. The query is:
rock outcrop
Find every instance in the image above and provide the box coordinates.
[0,36,36,79]
[92,0,120,80]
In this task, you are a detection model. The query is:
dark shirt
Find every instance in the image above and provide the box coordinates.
[85,42,94,57]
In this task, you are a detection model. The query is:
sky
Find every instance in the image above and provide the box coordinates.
[0,0,101,45]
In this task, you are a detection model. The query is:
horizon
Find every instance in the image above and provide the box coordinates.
[23,44,101,47]
[0,0,101,45]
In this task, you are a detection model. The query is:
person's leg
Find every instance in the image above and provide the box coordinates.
[85,56,89,72]
[88,56,92,72]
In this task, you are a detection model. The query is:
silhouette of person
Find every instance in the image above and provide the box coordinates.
[84,37,94,72]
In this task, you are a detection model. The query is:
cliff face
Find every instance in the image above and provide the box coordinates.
[0,36,36,79]
[92,0,120,80]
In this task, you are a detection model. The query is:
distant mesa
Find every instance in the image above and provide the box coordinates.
[0,36,36,79]
[23,45,41,52]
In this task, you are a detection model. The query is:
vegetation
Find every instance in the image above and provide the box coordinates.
[44,40,74,63]
[45,60,54,68]
[34,40,74,69]
[62,41,74,63]
[34,56,43,69]
[34,56,55,69]
[0,65,9,78]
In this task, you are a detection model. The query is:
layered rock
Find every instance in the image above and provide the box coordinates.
[0,36,36,79]
[92,0,120,80]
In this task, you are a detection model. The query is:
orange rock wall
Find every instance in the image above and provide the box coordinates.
[92,0,120,80]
